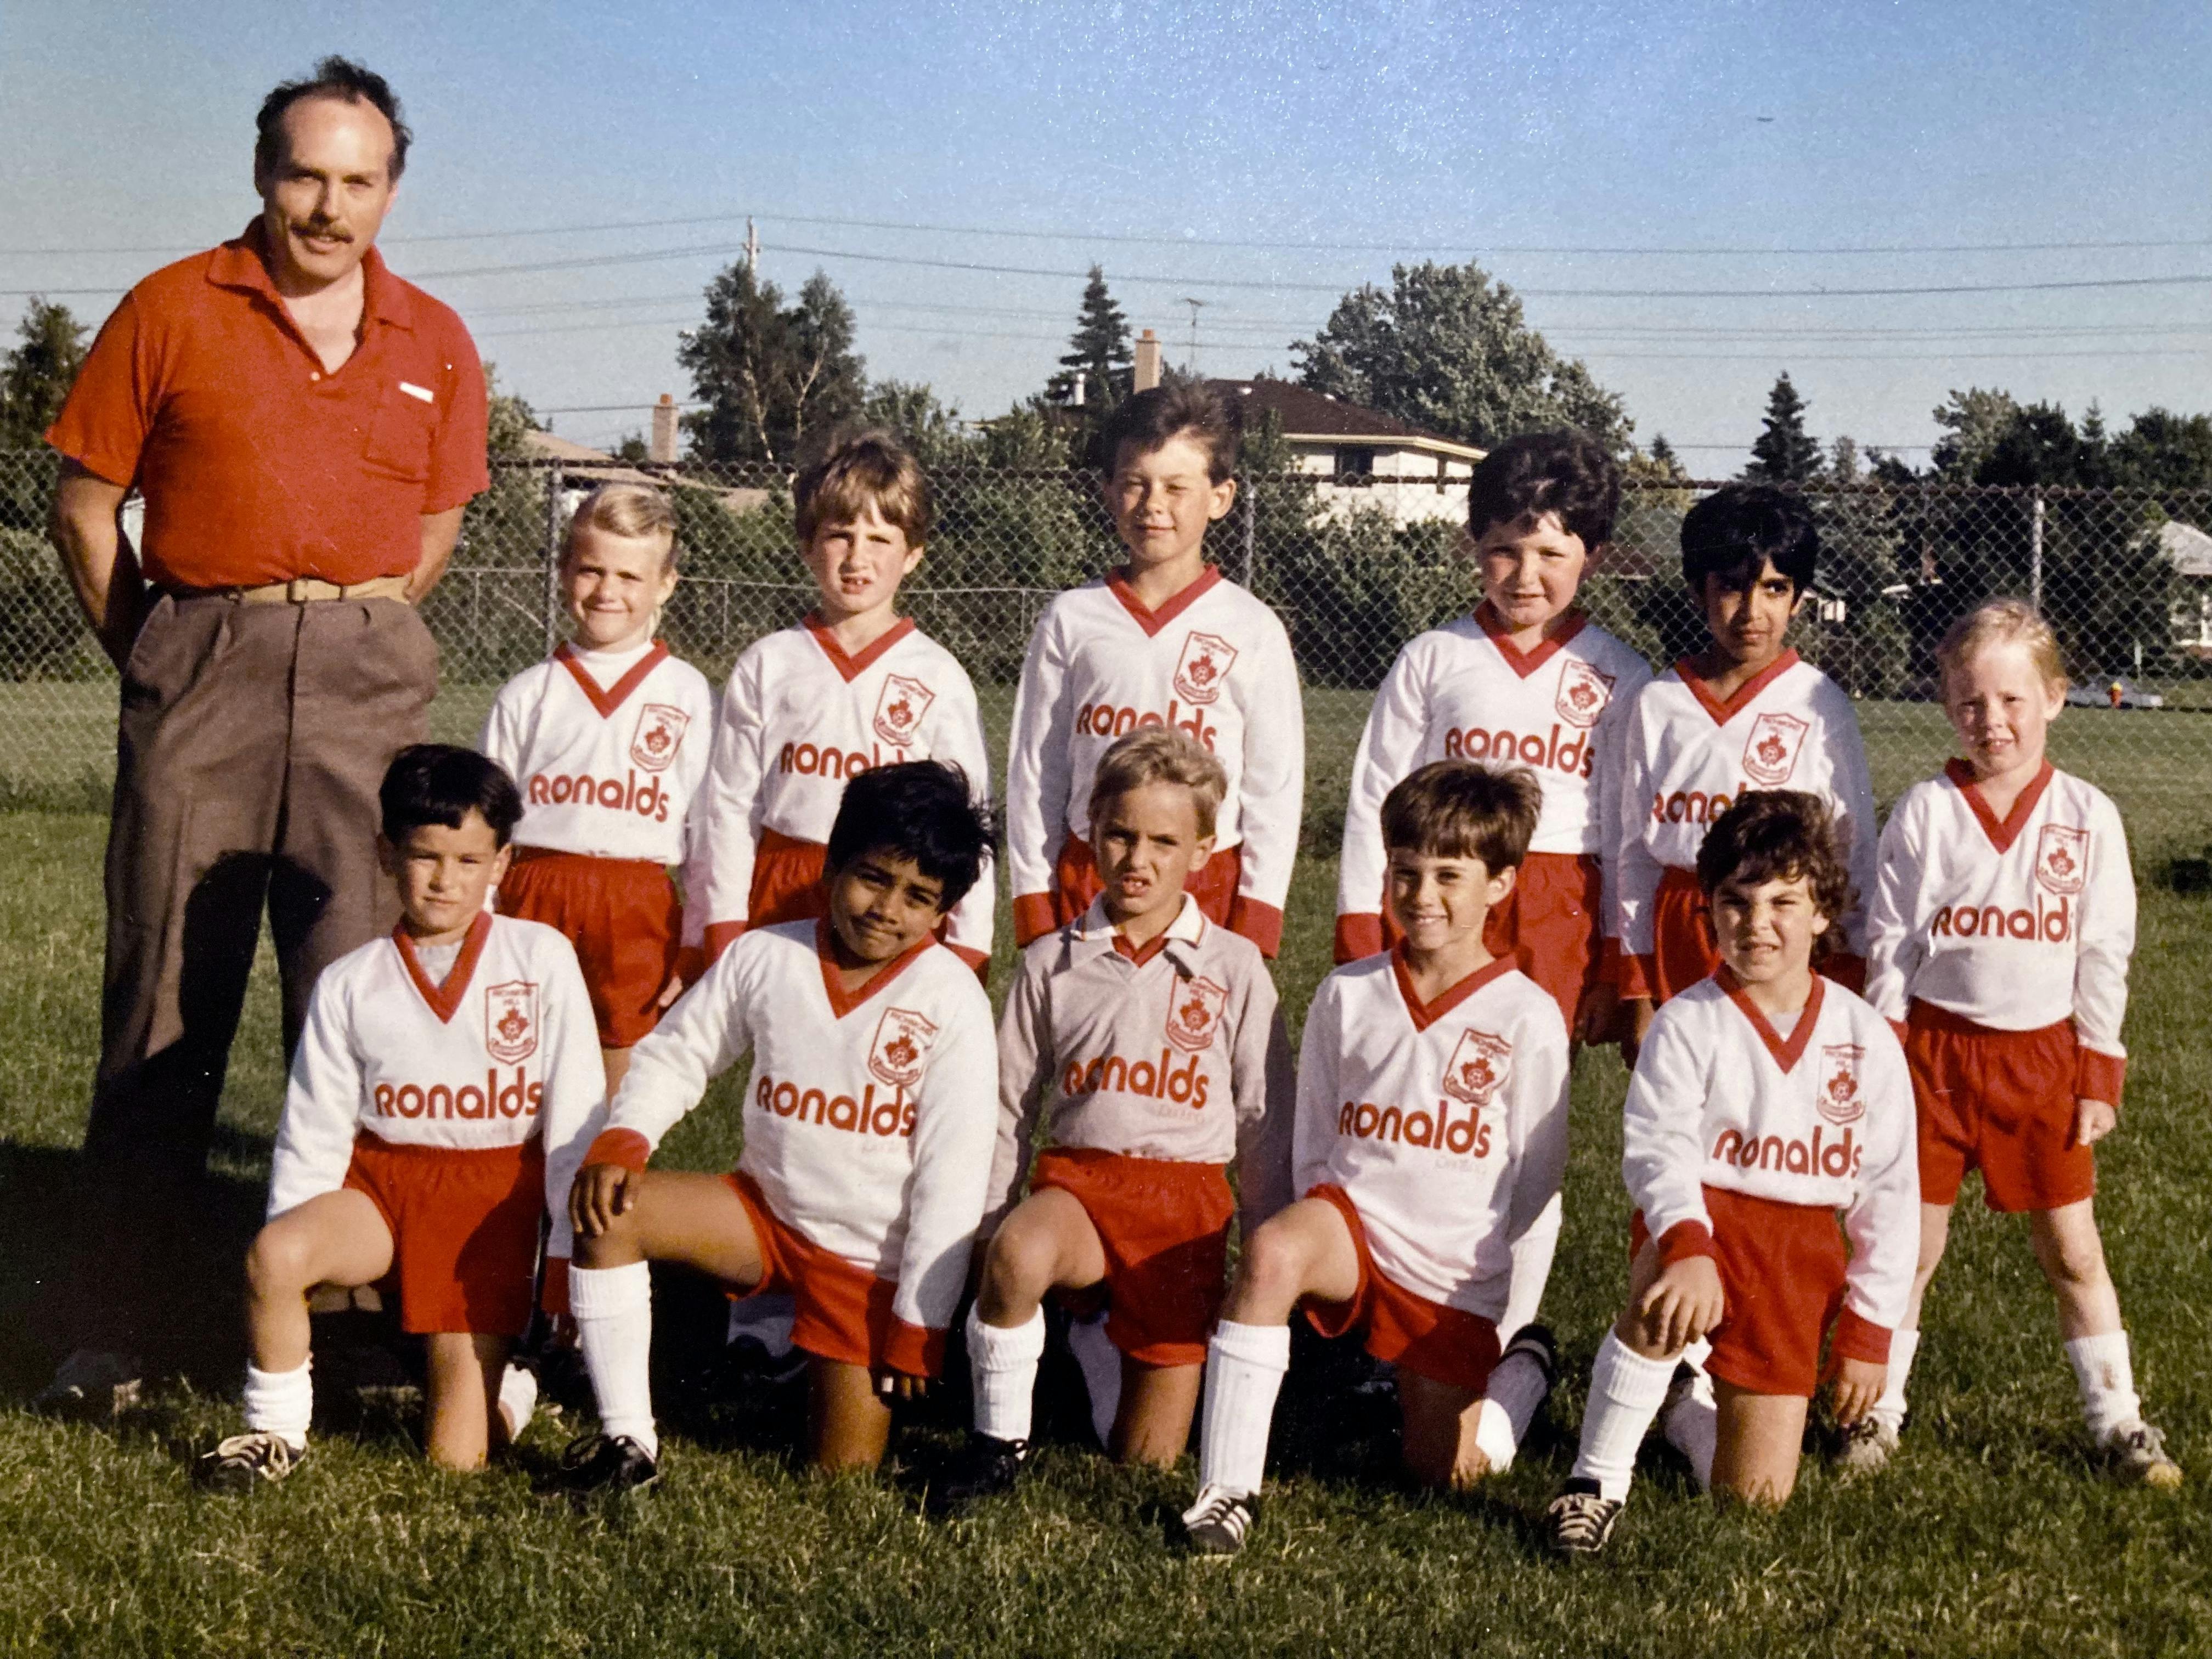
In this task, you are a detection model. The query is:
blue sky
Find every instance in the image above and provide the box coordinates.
[4,1,2209,466]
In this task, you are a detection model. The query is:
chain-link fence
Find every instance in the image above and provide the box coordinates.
[5,448,2211,856]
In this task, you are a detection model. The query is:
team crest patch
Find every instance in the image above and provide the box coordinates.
[1555,660,1616,729]
[485,980,540,1064]
[1440,1029,1513,1108]
[867,1007,940,1089]
[1164,975,1229,1053]
[2035,824,2089,896]
[1172,632,1238,706]
[1741,711,1810,787]
[630,704,691,773]
[1818,1043,1865,1126]
[872,675,936,748]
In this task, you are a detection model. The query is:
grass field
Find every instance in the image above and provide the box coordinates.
[3,799,2212,1657]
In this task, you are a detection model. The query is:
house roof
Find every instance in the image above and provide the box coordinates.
[520,430,776,515]
[1207,379,1487,463]
[2159,519,2212,578]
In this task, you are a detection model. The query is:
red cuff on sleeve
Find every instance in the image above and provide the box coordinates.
[1228,896,1284,959]
[704,921,745,966]
[540,1256,571,1317]
[2075,1046,2126,1105]
[882,1316,946,1379]
[1012,892,1058,949]
[584,1128,652,1171]
[1654,1219,1717,1268]
[1829,1306,1892,1368]
[1618,953,1657,1002]
[1822,952,1867,994]
[1333,912,1385,966]
[945,942,991,984]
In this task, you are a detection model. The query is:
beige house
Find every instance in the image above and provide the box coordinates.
[1206,378,1487,527]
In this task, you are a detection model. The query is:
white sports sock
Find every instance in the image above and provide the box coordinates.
[2066,1330,2141,1440]
[497,1362,539,1442]
[1869,1328,1918,1432]
[572,1261,657,1458]
[727,1291,797,1357]
[1497,1190,1564,1341]
[1570,1332,1677,1503]
[1661,1367,1717,1492]
[1474,1341,1555,1474]
[967,1304,1047,1444]
[1197,1321,1291,1499]
[1065,1308,1122,1447]
[242,1359,313,1452]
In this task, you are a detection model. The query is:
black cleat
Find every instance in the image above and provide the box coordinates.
[559,1431,660,1497]
[926,1433,1029,1517]
[1181,1484,1260,1556]
[1544,1477,1623,1556]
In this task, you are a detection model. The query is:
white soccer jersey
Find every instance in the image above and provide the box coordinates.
[1005,567,1305,953]
[1865,761,2134,1091]
[694,617,994,963]
[480,640,716,941]
[1291,952,1570,1322]
[987,895,1295,1236]
[1335,604,1652,938]
[1617,651,1878,963]
[597,919,997,1343]
[1622,971,1918,1335]
[267,912,606,1262]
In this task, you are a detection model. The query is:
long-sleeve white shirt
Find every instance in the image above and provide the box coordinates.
[1291,952,1570,1322]
[1617,651,1878,963]
[986,894,1295,1237]
[1335,605,1651,943]
[693,617,993,962]
[597,918,997,1341]
[267,912,606,1262]
[1865,760,2133,1097]
[1621,971,1918,1338]
[1005,567,1304,951]
[479,639,716,947]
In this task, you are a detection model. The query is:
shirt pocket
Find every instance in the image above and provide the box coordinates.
[362,378,439,481]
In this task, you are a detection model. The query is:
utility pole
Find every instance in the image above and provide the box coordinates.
[1180,297,1207,372]
[746,216,759,275]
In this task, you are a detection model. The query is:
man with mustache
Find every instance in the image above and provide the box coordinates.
[40,57,489,1412]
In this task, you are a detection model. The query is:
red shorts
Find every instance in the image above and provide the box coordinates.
[1628,866,1866,1006]
[724,1170,938,1376]
[1632,1188,1854,1398]
[1905,1002,2094,1213]
[1031,1147,1233,1367]
[497,847,679,1048]
[1021,834,1268,955]
[1300,1184,1500,1392]
[343,1132,545,1337]
[748,827,830,930]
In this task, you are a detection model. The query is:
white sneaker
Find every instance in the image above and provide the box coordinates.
[34,1349,142,1419]
[196,1431,306,1492]
[1181,1484,1259,1556]
[1833,1415,1900,1481]
[2101,1420,2182,1489]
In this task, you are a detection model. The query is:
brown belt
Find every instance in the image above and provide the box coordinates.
[170,574,413,605]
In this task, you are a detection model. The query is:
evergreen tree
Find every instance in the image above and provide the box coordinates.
[1742,373,1821,482]
[0,298,87,449]
[678,264,863,465]
[1046,266,1133,410]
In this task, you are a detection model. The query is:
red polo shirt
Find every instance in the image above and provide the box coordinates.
[46,221,489,590]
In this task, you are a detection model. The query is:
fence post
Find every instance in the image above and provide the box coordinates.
[541,459,564,658]
[1241,475,1257,586]
[2030,486,2045,611]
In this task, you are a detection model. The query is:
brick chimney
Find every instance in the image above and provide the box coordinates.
[1133,329,1161,393]
[650,393,678,463]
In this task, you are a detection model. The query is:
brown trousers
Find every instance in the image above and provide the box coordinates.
[66,592,437,1352]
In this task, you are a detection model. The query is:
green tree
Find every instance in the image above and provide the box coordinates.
[0,298,88,449]
[1293,261,1632,453]
[1742,373,1821,483]
[1046,267,1132,410]
[859,380,977,470]
[1928,387,2023,478]
[679,265,864,465]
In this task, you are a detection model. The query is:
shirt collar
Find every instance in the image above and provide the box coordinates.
[206,219,416,331]
[1070,892,1208,963]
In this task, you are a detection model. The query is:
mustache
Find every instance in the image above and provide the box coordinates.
[290,220,353,240]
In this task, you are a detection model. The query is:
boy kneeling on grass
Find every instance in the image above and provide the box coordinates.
[559,760,998,1491]
[199,746,604,1488]
[1181,760,1571,1556]
[1545,791,1918,1555]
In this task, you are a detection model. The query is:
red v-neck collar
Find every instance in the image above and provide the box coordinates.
[804,613,916,684]
[1945,757,2053,854]
[1105,565,1222,637]
[393,911,492,1024]
[1113,933,1171,967]
[1476,601,1588,680]
[1674,650,1801,726]
[814,917,934,1020]
[556,640,668,719]
[1391,947,1516,1034]
[1717,965,1823,1074]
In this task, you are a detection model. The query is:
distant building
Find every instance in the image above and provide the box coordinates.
[520,429,776,518]
[1206,379,1487,527]
[2158,520,2212,656]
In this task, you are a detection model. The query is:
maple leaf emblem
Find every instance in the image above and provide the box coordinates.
[2047,845,2074,875]
[885,1034,917,1068]
[1568,680,1597,708]
[1757,731,1787,765]
[1461,1056,1494,1093]
[498,1007,528,1042]
[1187,652,1217,685]
[644,722,672,754]
[1179,994,1210,1031]
[1826,1069,1855,1105]
[887,696,913,728]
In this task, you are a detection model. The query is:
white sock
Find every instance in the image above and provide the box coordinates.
[572,1261,657,1458]
[1869,1328,1918,1432]
[243,1359,313,1452]
[727,1291,797,1357]
[1570,1333,1677,1503]
[1497,1190,1564,1340]
[1066,1308,1122,1447]
[2066,1331,2141,1440]
[1474,1341,1556,1474]
[1198,1321,1290,1498]
[967,1304,1047,1445]
[1661,1367,1717,1492]
[498,1362,539,1442]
